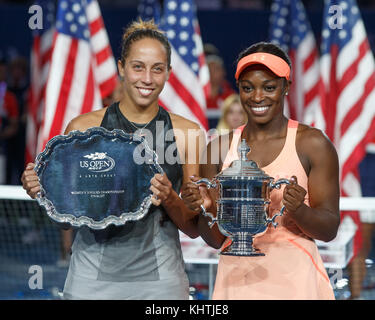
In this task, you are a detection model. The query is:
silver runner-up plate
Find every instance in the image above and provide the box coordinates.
[34,127,163,230]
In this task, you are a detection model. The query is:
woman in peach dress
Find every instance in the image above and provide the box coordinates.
[182,42,340,300]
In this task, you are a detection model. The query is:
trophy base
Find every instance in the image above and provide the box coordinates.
[220,246,265,257]
[220,233,265,257]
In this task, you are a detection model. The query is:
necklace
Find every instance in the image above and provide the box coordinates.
[128,118,153,136]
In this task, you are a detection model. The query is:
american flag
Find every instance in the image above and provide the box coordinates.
[38,0,117,151]
[319,0,375,202]
[26,0,55,164]
[269,0,322,125]
[138,0,209,130]
[138,0,161,24]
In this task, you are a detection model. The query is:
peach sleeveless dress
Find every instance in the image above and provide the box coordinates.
[212,120,335,300]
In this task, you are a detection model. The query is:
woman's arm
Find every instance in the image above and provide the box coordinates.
[283,127,340,242]
[181,134,231,249]
[150,116,206,238]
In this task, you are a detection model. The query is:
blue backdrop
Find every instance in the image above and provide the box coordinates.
[2,4,375,89]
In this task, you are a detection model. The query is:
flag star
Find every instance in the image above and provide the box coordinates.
[181,2,190,12]
[273,28,282,38]
[179,46,187,55]
[299,25,306,33]
[70,24,77,33]
[298,12,306,21]
[351,6,359,15]
[60,1,68,9]
[339,30,347,39]
[167,15,177,25]
[145,7,153,15]
[277,18,286,27]
[180,17,189,27]
[280,7,288,16]
[340,1,348,10]
[167,29,176,39]
[191,62,199,71]
[66,12,74,22]
[322,29,330,38]
[78,15,86,25]
[168,0,177,10]
[84,29,90,39]
[72,3,81,13]
[271,3,279,12]
[179,31,189,41]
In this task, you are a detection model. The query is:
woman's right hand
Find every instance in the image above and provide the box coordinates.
[181,175,212,213]
[21,163,40,199]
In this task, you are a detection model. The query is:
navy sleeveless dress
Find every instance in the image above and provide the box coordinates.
[63,103,189,299]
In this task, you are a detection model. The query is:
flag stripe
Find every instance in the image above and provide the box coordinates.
[167,72,207,126]
[340,72,375,136]
[48,38,78,140]
[89,16,103,36]
[81,61,95,115]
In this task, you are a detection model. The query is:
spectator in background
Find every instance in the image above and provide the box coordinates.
[350,141,375,299]
[102,77,123,108]
[205,51,235,110]
[7,55,29,185]
[216,93,247,135]
[0,57,19,185]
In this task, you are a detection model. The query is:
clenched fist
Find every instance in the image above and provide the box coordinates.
[282,176,307,215]
[21,163,40,199]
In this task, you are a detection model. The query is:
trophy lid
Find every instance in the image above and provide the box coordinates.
[219,139,270,179]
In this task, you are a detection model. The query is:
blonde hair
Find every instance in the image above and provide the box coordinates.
[120,18,171,68]
[216,94,246,133]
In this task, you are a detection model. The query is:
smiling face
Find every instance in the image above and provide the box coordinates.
[237,64,289,125]
[118,37,170,109]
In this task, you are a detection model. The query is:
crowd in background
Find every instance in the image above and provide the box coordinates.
[0,51,28,185]
[1,0,375,9]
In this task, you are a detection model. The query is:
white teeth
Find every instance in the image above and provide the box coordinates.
[139,88,152,96]
[252,106,269,112]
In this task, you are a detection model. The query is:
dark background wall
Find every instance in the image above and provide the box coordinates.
[1,3,375,89]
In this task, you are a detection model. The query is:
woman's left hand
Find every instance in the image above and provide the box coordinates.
[282,176,307,215]
[150,173,173,206]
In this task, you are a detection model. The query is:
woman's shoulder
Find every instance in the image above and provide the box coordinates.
[64,108,107,134]
[296,122,337,155]
[169,112,202,131]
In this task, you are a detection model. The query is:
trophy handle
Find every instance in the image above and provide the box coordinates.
[199,205,217,228]
[195,178,217,189]
[269,178,291,190]
[266,206,286,228]
[194,178,219,228]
